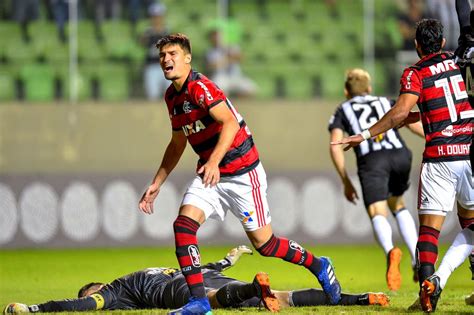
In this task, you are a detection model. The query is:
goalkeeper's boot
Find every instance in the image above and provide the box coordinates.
[168,296,212,315]
[315,257,341,305]
[3,303,29,314]
[386,247,402,291]
[465,292,474,305]
[420,274,442,313]
[222,245,253,271]
[367,292,390,307]
[252,272,280,312]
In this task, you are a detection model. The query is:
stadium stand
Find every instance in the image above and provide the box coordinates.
[0,1,401,102]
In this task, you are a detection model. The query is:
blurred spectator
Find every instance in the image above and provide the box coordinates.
[12,0,40,42]
[93,0,121,21]
[128,0,154,35]
[395,0,425,79]
[204,29,256,98]
[139,2,169,101]
[425,0,459,51]
[89,0,121,42]
[397,0,424,51]
[324,0,340,19]
[50,0,68,43]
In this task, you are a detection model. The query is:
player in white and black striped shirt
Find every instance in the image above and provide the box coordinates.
[328,68,424,292]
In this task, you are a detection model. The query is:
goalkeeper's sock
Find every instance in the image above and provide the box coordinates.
[215,282,256,307]
[290,289,361,306]
[173,215,206,298]
[256,234,323,275]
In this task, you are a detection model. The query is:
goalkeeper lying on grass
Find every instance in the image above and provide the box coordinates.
[4,246,388,314]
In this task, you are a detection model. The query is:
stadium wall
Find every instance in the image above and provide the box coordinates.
[0,101,461,248]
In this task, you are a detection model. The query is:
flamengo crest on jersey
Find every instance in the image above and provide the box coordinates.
[328,95,406,158]
[165,70,259,176]
[400,52,473,162]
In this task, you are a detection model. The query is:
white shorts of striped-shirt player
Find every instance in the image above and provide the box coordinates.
[418,160,474,215]
[181,162,271,231]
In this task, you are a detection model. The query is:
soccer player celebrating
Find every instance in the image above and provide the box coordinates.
[332,19,474,313]
[328,68,422,291]
[138,33,341,314]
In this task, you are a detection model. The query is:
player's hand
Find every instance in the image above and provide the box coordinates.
[343,180,359,204]
[198,161,220,187]
[331,134,364,151]
[223,245,253,270]
[138,183,161,214]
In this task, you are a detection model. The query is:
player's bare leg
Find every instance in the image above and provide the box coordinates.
[246,224,341,305]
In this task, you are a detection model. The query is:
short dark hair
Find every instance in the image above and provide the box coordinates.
[156,33,192,54]
[78,282,103,298]
[415,19,444,55]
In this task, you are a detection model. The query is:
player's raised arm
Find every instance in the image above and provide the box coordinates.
[198,101,240,187]
[139,130,187,214]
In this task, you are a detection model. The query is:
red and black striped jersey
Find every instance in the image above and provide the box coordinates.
[400,52,473,162]
[165,70,259,176]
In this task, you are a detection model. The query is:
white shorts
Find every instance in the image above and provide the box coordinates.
[418,160,474,213]
[181,163,271,231]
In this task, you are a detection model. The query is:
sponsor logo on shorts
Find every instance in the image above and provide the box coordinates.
[188,245,201,267]
[243,211,254,223]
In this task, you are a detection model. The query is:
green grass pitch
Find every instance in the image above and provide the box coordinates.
[0,244,472,314]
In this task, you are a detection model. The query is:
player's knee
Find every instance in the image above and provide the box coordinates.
[173,215,200,234]
[255,234,277,257]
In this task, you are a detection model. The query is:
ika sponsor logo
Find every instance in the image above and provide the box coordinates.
[188,245,201,267]
[182,120,206,136]
[182,100,192,114]
[197,81,213,101]
[441,125,472,137]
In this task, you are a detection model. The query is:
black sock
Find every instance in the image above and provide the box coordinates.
[291,289,362,306]
[290,289,328,306]
[215,282,256,307]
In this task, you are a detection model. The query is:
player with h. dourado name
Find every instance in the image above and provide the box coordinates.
[333,19,474,313]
